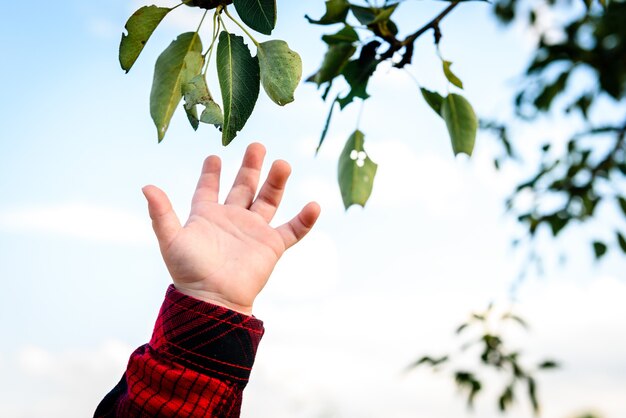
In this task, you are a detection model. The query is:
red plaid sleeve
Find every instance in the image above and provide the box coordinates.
[94,285,264,417]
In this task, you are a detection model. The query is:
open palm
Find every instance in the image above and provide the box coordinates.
[142,143,320,315]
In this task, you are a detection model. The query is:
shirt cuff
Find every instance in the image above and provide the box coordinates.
[149,285,264,386]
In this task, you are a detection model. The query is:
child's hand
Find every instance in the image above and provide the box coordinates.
[142,143,321,315]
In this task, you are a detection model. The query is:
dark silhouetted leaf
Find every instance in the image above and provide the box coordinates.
[233,0,276,35]
[216,31,260,145]
[527,377,539,413]
[592,241,608,259]
[119,6,171,72]
[618,197,626,216]
[617,231,626,253]
[408,355,449,369]
[338,41,380,108]
[454,371,482,408]
[537,360,559,369]
[498,384,515,411]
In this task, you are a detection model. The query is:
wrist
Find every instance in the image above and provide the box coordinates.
[173,285,254,316]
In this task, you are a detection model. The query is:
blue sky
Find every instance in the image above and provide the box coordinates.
[1,1,625,417]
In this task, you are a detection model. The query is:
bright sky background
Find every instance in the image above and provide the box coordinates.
[1,1,624,417]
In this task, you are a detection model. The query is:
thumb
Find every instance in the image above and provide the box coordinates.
[142,185,181,249]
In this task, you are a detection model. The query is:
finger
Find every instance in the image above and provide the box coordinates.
[142,185,182,249]
[192,155,221,205]
[276,202,321,250]
[249,159,291,222]
[224,142,266,207]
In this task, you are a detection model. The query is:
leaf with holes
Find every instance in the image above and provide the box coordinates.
[217,31,260,146]
[119,6,171,72]
[150,32,203,142]
[338,130,377,209]
[441,93,477,156]
[443,60,464,89]
[305,0,350,25]
[182,75,223,130]
[258,40,302,106]
[233,0,276,35]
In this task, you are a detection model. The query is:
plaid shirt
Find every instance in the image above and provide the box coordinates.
[95,285,264,417]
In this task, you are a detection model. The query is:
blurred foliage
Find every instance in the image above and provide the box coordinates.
[408,304,558,415]
[489,0,626,263]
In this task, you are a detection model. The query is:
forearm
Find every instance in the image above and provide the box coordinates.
[95,285,264,418]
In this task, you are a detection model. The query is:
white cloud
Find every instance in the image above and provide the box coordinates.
[0,203,153,246]
[1,340,133,418]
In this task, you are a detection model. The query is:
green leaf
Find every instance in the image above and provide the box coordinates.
[498,384,515,411]
[338,130,378,209]
[317,95,339,154]
[618,197,626,216]
[350,4,398,26]
[233,0,276,35]
[455,323,469,334]
[307,43,356,86]
[537,360,559,369]
[217,31,260,146]
[592,241,607,259]
[150,32,203,142]
[454,371,482,408]
[119,6,171,73]
[442,60,464,89]
[421,88,444,116]
[305,0,350,25]
[617,231,626,253]
[371,4,399,24]
[182,75,223,130]
[527,377,539,413]
[501,313,529,329]
[338,41,380,109]
[322,26,359,44]
[408,355,449,369]
[257,40,302,106]
[441,94,478,156]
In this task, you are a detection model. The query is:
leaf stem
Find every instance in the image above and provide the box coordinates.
[203,10,221,74]
[356,100,365,130]
[196,9,209,33]
[172,0,193,11]
[223,6,260,47]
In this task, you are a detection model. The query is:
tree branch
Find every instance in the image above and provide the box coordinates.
[380,2,460,68]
